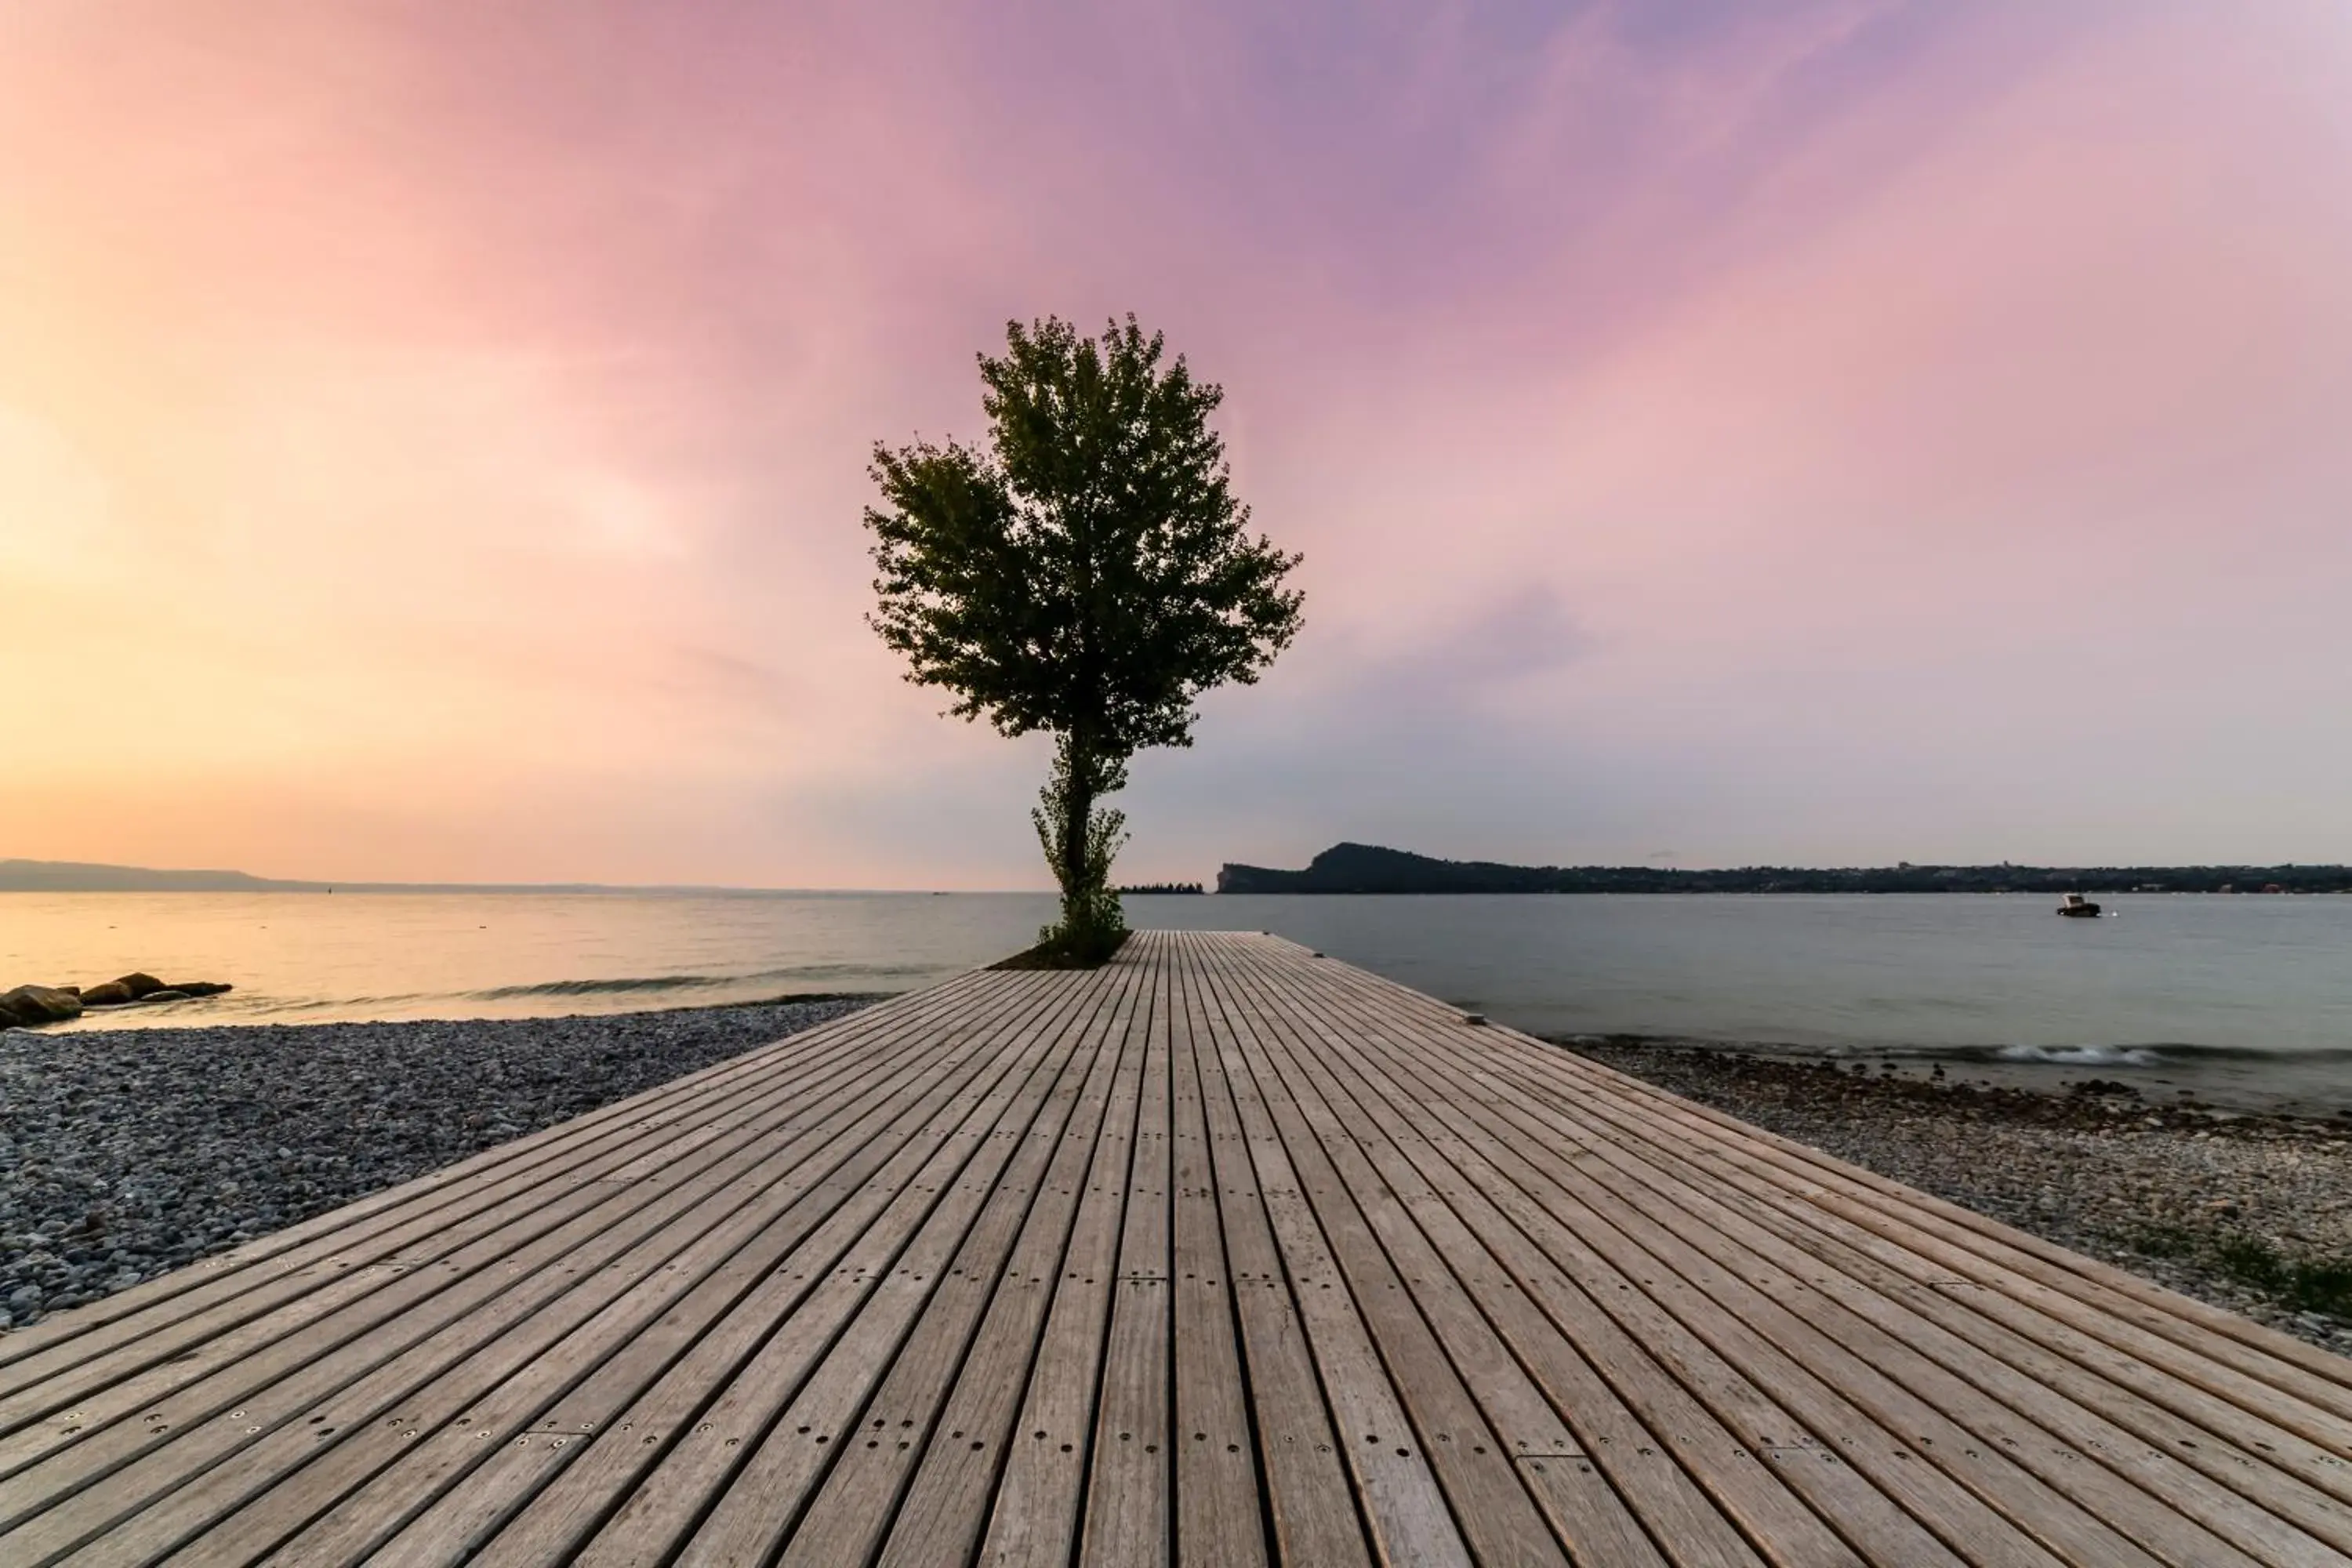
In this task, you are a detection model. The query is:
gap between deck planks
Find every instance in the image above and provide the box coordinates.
[3,931,2347,1567]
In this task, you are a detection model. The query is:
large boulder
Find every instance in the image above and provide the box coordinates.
[1,985,84,1025]
[172,981,233,998]
[78,981,135,1007]
[114,972,169,1000]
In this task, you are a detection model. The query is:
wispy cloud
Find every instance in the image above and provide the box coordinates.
[5,0,2349,882]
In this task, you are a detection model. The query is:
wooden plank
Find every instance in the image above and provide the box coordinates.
[975,946,1152,1568]
[1204,943,1800,1568]
[470,969,1121,1567]
[180,975,1079,1566]
[702,967,1130,1568]
[1219,948,1933,1566]
[8,977,1051,1563]
[1076,939,1174,1568]
[74,978,1028,1495]
[0,978,999,1388]
[636,963,1134,1568]
[1205,949,1566,1568]
[1300,944,2352,1418]
[1377,978,2352,1514]
[1174,950,1472,1568]
[1163,933,1272,1568]
[1455,1039,2352,1560]
[1214,931,2352,1568]
[866,960,1149,1567]
[1571,1048,2352,1414]
[1323,963,2340,1553]
[1258,943,2351,1564]
[0,978,990,1451]
[2,1037,915,1544]
[1193,948,1699,1568]
[1165,934,1371,1568]
[0,982,964,1374]
[9,932,2343,1567]
[1218,949,1602,1465]
[1283,966,2180,1568]
[1526,1081,2348,1566]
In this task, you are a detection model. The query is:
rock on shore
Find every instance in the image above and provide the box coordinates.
[0,995,878,1331]
[1,972,235,1026]
[1566,1038,2352,1354]
[1,985,84,1026]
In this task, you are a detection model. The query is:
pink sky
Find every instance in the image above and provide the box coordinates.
[5,1,2350,887]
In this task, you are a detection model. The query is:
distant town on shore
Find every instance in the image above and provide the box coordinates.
[1214,843,2352,895]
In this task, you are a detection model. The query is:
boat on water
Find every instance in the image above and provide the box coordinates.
[2057,891,2102,918]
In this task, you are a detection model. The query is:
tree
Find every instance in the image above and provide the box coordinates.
[865,315,1305,964]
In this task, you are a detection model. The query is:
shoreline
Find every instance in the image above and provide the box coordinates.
[25,985,911,1036]
[1566,1036,2352,1352]
[1553,1029,2352,1120]
[0,996,883,1332]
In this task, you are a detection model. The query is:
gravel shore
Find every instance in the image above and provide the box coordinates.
[0,996,880,1332]
[1566,1038,2352,1354]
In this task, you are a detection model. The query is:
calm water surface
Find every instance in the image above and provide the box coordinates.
[6,891,2348,1109]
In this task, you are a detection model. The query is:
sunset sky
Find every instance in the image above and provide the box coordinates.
[5,1,2350,888]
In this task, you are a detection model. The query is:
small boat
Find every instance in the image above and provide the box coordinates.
[2056,892,2102,918]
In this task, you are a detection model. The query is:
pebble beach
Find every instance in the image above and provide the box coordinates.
[1571,1038,2352,1353]
[0,996,879,1332]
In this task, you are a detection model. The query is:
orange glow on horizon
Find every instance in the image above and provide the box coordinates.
[6,2,2351,884]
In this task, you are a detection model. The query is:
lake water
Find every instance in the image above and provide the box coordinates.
[6,891,2350,1112]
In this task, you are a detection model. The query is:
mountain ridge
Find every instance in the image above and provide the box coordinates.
[0,860,804,895]
[0,859,310,892]
[1214,843,2352,895]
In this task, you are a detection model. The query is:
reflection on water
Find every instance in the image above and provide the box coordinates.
[0,891,1057,1025]
[1143,893,2352,1111]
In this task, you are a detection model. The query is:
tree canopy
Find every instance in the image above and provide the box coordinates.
[866,315,1303,961]
[866,315,1301,757]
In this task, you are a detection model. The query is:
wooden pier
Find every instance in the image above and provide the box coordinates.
[3,931,2348,1564]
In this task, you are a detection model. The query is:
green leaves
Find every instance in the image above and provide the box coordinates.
[865,314,1304,753]
[1031,735,1131,965]
[865,314,1304,958]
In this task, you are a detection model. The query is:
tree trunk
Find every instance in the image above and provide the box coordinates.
[1060,738,1094,913]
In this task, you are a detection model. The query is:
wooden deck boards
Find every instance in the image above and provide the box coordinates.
[5,932,2347,1566]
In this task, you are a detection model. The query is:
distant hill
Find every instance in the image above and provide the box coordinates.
[1214,843,2352,895]
[0,859,321,892]
[0,860,623,894]
[0,859,855,895]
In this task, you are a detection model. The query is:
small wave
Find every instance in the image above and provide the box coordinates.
[467,964,939,1002]
[1563,1031,2352,1071]
[2110,1041,2352,1065]
[284,992,434,1010]
[1990,1044,2161,1067]
[1960,1041,2352,1069]
[472,975,729,1000]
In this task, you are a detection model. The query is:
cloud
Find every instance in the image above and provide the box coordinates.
[5,0,2350,881]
